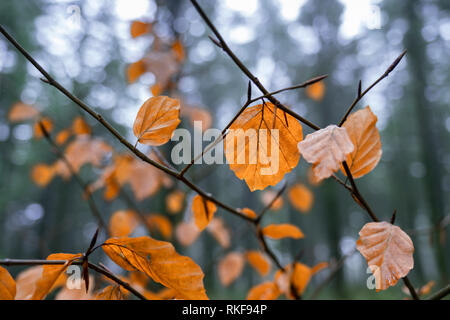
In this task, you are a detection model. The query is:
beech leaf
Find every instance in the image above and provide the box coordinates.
[218,252,245,286]
[288,183,314,213]
[246,251,271,277]
[342,106,382,178]
[298,125,354,181]
[192,195,217,231]
[246,282,280,300]
[261,224,304,240]
[32,253,82,300]
[0,266,16,300]
[357,221,414,291]
[109,210,138,237]
[133,96,181,146]
[8,102,40,122]
[225,102,303,191]
[102,236,208,299]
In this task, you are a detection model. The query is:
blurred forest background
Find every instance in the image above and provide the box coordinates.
[0,0,449,299]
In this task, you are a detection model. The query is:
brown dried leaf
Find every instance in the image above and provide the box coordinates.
[0,266,16,300]
[357,221,414,291]
[133,96,181,146]
[192,195,217,231]
[103,236,208,299]
[262,224,304,240]
[8,102,39,122]
[225,102,303,191]
[288,183,314,213]
[246,251,271,277]
[342,106,382,178]
[146,214,173,239]
[298,125,354,181]
[218,252,245,287]
[246,282,280,300]
[109,210,138,237]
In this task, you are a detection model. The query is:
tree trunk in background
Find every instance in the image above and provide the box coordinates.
[403,1,448,281]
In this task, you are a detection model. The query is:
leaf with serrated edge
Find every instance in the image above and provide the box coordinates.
[225,103,303,191]
[357,221,414,291]
[342,106,382,178]
[133,96,180,146]
[103,236,208,299]
[298,125,354,182]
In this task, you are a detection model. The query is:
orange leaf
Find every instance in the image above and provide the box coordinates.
[206,218,230,248]
[192,195,217,231]
[261,190,284,211]
[262,224,304,240]
[225,103,303,191]
[63,136,112,173]
[146,214,173,239]
[166,190,185,214]
[298,125,354,182]
[341,106,382,178]
[95,285,124,300]
[291,262,312,295]
[305,81,325,101]
[175,221,201,246]
[55,129,72,145]
[247,282,280,300]
[182,105,213,131]
[151,83,162,96]
[419,280,435,296]
[130,21,152,38]
[55,275,94,300]
[127,59,146,83]
[15,266,42,300]
[246,251,270,276]
[114,154,163,201]
[0,266,16,300]
[357,221,414,291]
[133,96,181,146]
[32,253,82,300]
[31,164,55,187]
[171,39,185,62]
[72,116,91,135]
[109,210,138,237]
[307,166,322,186]
[8,102,40,122]
[218,252,245,286]
[34,117,53,139]
[311,261,329,275]
[239,208,257,219]
[288,183,314,213]
[103,170,120,201]
[103,236,208,299]
[143,51,179,91]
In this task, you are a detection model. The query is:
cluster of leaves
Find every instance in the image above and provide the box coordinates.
[0,7,423,300]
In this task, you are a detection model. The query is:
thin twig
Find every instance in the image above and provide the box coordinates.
[256,182,287,224]
[341,161,379,222]
[255,226,284,271]
[338,50,407,126]
[190,0,321,131]
[428,284,450,300]
[178,74,327,177]
[248,75,328,104]
[0,24,253,224]
[403,276,420,300]
[38,121,108,232]
[0,24,299,288]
